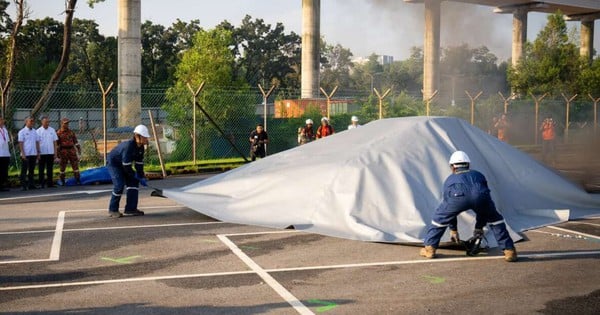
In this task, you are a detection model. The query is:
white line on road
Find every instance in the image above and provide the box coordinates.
[49,211,65,260]
[223,230,299,237]
[0,270,255,291]
[0,189,113,201]
[546,226,600,240]
[218,234,314,315]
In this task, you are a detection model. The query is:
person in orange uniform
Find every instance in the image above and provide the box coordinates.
[540,115,557,166]
[316,117,334,139]
[494,114,509,142]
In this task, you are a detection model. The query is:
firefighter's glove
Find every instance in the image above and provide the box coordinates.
[450,230,460,244]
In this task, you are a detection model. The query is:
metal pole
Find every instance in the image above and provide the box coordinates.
[498,92,515,114]
[466,90,483,125]
[186,82,205,166]
[319,86,338,120]
[258,84,276,157]
[562,93,577,144]
[589,94,599,136]
[98,79,114,166]
[374,88,392,120]
[148,110,166,178]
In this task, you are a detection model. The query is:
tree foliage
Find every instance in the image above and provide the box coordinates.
[508,12,581,95]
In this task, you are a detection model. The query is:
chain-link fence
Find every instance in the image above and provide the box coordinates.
[2,81,599,172]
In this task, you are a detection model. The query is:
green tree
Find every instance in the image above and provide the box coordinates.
[64,19,116,84]
[164,27,254,160]
[218,15,301,89]
[320,41,354,91]
[508,12,581,95]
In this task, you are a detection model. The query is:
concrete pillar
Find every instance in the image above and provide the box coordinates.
[118,0,141,127]
[423,0,440,101]
[512,8,527,68]
[581,20,594,65]
[301,0,320,99]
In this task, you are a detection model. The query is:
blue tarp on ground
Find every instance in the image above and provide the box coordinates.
[64,166,112,186]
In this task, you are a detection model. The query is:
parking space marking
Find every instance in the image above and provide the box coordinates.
[0,270,255,291]
[218,234,313,315]
[546,226,600,240]
[222,230,300,237]
[0,189,113,201]
[49,211,65,260]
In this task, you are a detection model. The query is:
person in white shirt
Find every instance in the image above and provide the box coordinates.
[18,116,40,190]
[37,116,58,188]
[348,116,360,130]
[0,117,10,191]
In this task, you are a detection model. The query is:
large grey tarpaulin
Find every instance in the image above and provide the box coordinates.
[163,117,600,244]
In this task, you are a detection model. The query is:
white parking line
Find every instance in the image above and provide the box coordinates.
[0,221,224,235]
[546,226,600,240]
[49,211,65,260]
[0,270,255,291]
[218,234,314,315]
[0,189,113,201]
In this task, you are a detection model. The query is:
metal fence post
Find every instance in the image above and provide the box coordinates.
[465,90,483,125]
[374,88,392,119]
[97,79,114,166]
[319,86,338,120]
[530,92,548,145]
[186,82,205,166]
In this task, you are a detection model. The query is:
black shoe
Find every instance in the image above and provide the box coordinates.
[124,209,144,216]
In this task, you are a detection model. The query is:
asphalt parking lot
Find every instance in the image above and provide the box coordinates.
[1,174,599,314]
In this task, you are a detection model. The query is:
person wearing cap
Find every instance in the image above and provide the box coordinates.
[316,117,334,139]
[347,116,360,130]
[56,118,82,185]
[298,118,315,145]
[0,117,10,191]
[249,123,269,162]
[36,116,59,188]
[106,125,150,218]
[18,116,40,190]
[420,151,517,262]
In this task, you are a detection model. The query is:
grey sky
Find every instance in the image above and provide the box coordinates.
[23,0,600,61]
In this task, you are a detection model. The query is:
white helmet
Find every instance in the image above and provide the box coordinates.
[351,116,359,122]
[306,119,314,125]
[449,151,470,165]
[321,117,329,122]
[133,124,150,138]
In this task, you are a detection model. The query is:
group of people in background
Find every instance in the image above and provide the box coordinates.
[297,115,360,146]
[0,116,81,192]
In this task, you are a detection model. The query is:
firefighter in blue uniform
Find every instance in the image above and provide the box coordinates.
[107,125,150,218]
[420,151,517,262]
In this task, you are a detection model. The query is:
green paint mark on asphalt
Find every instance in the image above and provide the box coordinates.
[308,299,338,312]
[239,245,259,250]
[422,275,445,284]
[101,255,141,264]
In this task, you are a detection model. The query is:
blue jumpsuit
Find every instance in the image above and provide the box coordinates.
[107,139,144,213]
[424,166,515,250]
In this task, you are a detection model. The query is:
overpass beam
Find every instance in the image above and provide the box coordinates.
[580,19,594,65]
[512,8,528,68]
[118,0,141,127]
[301,0,320,99]
[423,0,441,101]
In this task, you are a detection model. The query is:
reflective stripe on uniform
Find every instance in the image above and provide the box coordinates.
[489,219,505,225]
[112,192,122,196]
[135,161,144,165]
[431,220,448,227]
[122,162,132,166]
[126,187,139,191]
